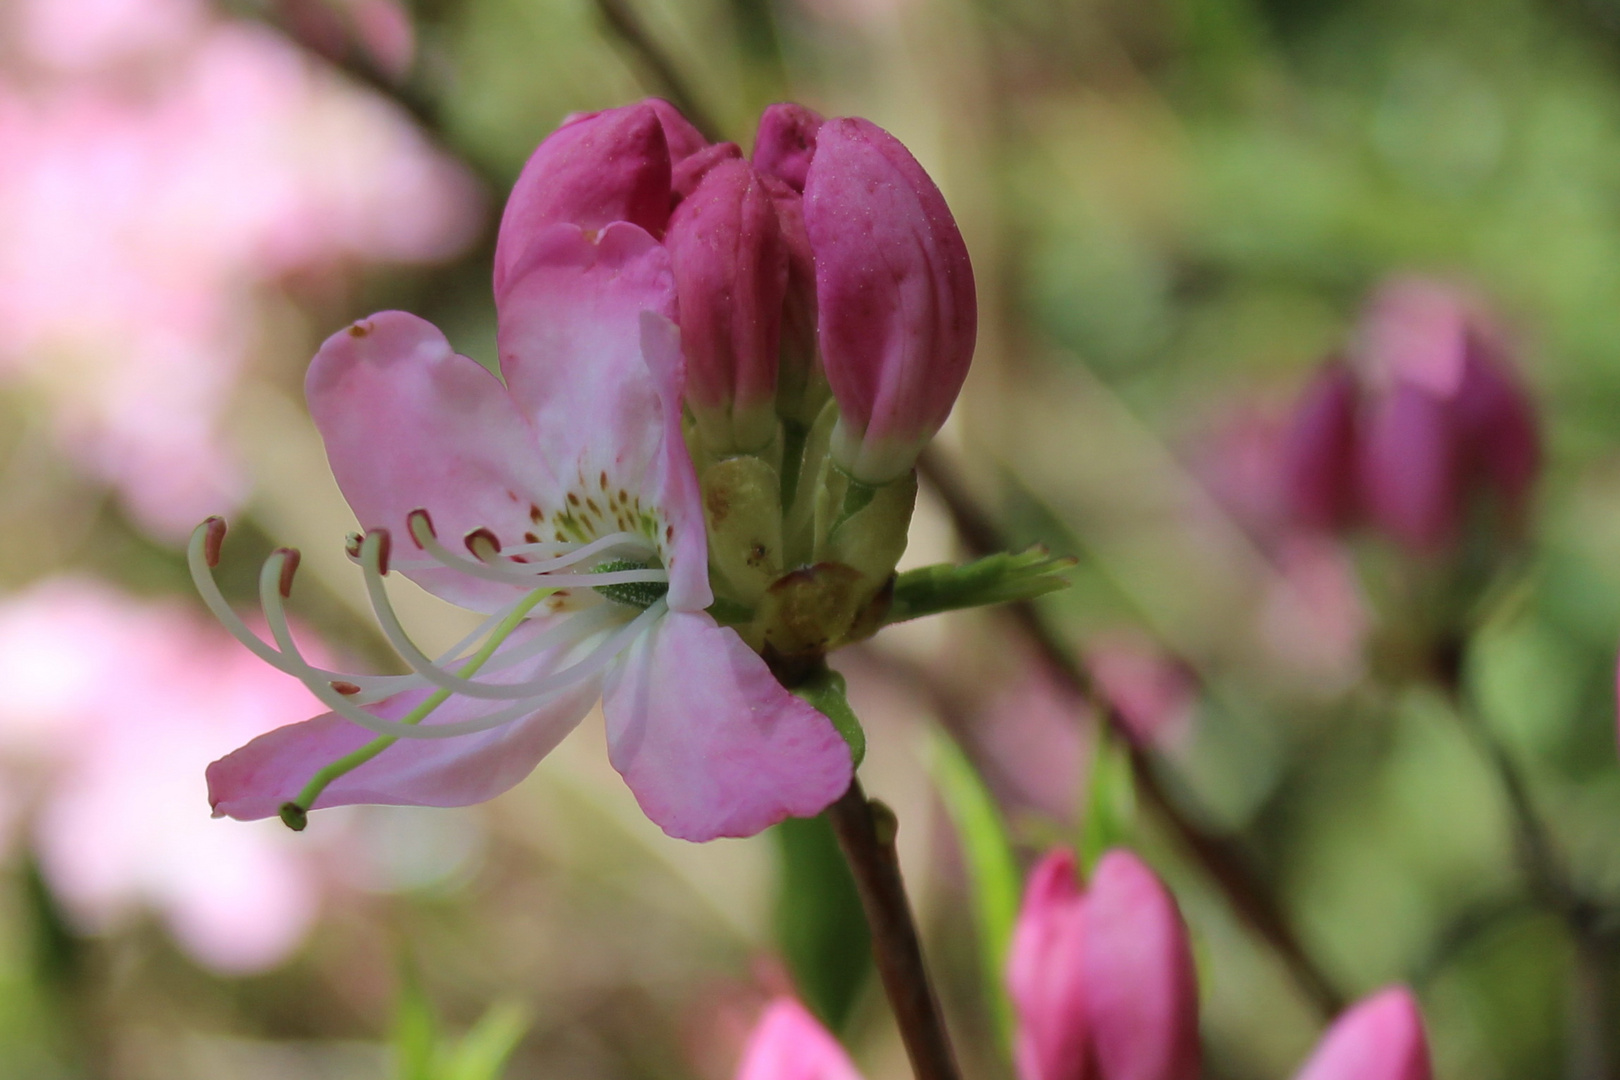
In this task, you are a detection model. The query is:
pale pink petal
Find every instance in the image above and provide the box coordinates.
[1080,850,1201,1080]
[1007,849,1090,1080]
[305,309,550,610]
[498,223,709,605]
[207,622,603,820]
[1293,988,1432,1080]
[602,611,851,842]
[735,999,865,1080]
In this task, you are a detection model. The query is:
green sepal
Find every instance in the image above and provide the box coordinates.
[792,667,866,768]
[705,596,756,626]
[888,548,1076,624]
[1077,720,1137,874]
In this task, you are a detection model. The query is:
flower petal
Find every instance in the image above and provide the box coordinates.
[736,999,865,1080]
[304,309,550,610]
[1080,850,1201,1080]
[498,222,709,605]
[1007,849,1091,1080]
[207,621,604,819]
[1293,988,1432,1080]
[602,610,852,841]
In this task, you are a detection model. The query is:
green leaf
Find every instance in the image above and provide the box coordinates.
[930,733,1020,1053]
[771,815,872,1032]
[445,1003,530,1080]
[888,549,1075,625]
[392,966,441,1080]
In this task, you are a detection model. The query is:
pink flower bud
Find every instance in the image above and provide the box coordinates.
[667,159,789,452]
[735,998,864,1080]
[1081,852,1201,1080]
[494,101,677,297]
[1354,277,1540,554]
[675,141,744,200]
[754,103,824,193]
[1292,988,1432,1080]
[1008,849,1200,1080]
[1282,362,1361,533]
[763,172,825,425]
[804,117,976,483]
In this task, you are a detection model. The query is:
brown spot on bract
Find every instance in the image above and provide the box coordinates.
[705,486,730,523]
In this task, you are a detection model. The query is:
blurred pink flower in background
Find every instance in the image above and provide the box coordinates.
[0,0,481,538]
[1086,632,1197,750]
[0,578,336,974]
[734,998,863,1080]
[1190,405,1369,687]
[977,665,1090,824]
[1281,277,1541,555]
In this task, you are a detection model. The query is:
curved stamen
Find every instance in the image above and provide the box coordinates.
[405,512,660,586]
[359,531,620,699]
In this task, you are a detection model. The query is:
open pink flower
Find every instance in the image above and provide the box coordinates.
[199,103,854,842]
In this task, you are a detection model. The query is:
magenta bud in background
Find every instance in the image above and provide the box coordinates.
[1292,987,1432,1080]
[493,101,677,296]
[667,158,789,451]
[804,117,976,483]
[1358,382,1460,553]
[1282,362,1361,533]
[1008,848,1200,1080]
[734,998,864,1080]
[753,103,824,193]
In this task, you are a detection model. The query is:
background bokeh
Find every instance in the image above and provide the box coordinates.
[2,0,1619,1075]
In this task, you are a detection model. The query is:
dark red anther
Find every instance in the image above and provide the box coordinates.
[371,529,392,575]
[203,517,227,568]
[331,680,362,696]
[344,533,363,559]
[465,527,502,560]
[275,548,301,599]
[406,508,436,548]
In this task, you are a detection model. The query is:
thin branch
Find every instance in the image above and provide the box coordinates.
[1437,655,1618,1080]
[591,0,725,142]
[826,779,964,1080]
[916,447,1347,1019]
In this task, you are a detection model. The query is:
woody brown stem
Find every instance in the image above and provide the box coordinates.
[826,779,964,1080]
[916,448,1346,1019]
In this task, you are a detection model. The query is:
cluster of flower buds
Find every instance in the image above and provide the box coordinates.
[496,98,976,662]
[736,847,1433,1080]
[1281,277,1539,556]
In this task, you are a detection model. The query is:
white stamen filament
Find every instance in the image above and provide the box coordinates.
[190,521,670,743]
[404,516,659,587]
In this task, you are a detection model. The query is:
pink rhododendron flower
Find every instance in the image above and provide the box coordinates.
[1280,277,1540,554]
[0,0,480,537]
[1007,848,1200,1080]
[735,999,864,1080]
[0,578,330,974]
[199,99,879,844]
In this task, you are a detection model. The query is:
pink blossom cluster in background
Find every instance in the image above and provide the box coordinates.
[0,577,337,974]
[0,0,482,538]
[738,849,1432,1080]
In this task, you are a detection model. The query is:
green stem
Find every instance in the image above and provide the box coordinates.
[281,588,553,829]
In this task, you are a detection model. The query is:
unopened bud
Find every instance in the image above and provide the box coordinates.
[804,118,976,484]
[1293,988,1432,1080]
[752,103,823,193]
[668,159,788,454]
[1282,362,1360,532]
[494,102,674,296]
